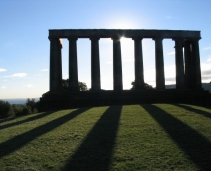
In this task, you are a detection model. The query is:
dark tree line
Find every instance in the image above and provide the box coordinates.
[0,80,88,119]
[0,98,39,119]
[131,81,154,90]
[0,81,153,119]
[62,79,88,91]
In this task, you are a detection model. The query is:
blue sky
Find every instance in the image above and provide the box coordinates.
[0,0,211,99]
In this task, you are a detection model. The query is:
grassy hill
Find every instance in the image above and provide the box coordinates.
[0,104,211,171]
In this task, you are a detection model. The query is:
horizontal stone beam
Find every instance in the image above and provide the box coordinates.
[49,29,201,39]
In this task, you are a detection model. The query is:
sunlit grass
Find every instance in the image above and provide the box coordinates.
[0,104,211,171]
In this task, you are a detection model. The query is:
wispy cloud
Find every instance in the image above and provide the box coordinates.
[207,57,211,63]
[1,86,6,89]
[202,75,211,81]
[35,74,42,77]
[202,70,211,75]
[167,51,175,55]
[39,69,49,72]
[0,68,7,72]
[4,73,27,78]
[25,84,35,88]
[202,44,211,50]
[166,15,172,19]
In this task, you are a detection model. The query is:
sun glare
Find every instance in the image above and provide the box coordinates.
[114,23,130,29]
[110,21,136,29]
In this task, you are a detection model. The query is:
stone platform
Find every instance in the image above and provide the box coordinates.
[40,90,211,111]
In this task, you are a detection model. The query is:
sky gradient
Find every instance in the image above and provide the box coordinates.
[0,0,211,99]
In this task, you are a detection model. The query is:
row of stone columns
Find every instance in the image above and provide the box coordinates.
[49,37,201,92]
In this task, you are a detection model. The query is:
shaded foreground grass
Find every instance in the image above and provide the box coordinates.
[0,104,211,171]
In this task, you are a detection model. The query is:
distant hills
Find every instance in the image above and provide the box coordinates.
[166,83,210,92]
[1,98,39,105]
[201,83,211,92]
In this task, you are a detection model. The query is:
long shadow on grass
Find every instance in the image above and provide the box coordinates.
[0,117,17,124]
[172,104,211,119]
[0,108,90,158]
[0,111,57,130]
[142,104,211,171]
[62,105,122,171]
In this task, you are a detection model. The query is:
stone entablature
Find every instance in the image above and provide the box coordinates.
[49,29,201,39]
[48,29,202,92]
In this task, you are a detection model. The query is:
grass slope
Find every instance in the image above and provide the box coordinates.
[0,104,211,171]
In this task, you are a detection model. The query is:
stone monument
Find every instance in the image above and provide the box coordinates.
[40,29,211,110]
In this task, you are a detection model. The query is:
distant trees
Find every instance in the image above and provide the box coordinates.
[62,79,69,91]
[0,98,39,119]
[26,98,38,113]
[62,79,88,91]
[78,82,88,91]
[0,100,14,119]
[131,81,154,90]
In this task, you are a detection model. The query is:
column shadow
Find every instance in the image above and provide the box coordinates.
[0,111,57,130]
[62,105,122,171]
[172,104,211,119]
[141,104,211,171]
[0,108,90,158]
[0,117,17,124]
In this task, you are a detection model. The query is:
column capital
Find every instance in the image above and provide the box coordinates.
[172,37,184,41]
[189,37,201,46]
[48,37,62,48]
[190,37,201,41]
[132,37,143,41]
[183,39,192,46]
[89,37,100,41]
[67,37,78,41]
[48,37,60,41]
[152,37,163,41]
[111,36,121,41]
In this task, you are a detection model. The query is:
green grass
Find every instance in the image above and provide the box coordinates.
[0,104,211,171]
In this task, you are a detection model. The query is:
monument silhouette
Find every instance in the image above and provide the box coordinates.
[40,29,211,110]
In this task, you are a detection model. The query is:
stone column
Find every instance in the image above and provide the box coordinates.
[68,37,79,91]
[174,38,185,89]
[49,37,62,92]
[112,37,123,91]
[133,38,144,90]
[191,38,202,89]
[90,37,101,91]
[183,40,192,89]
[153,37,165,89]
